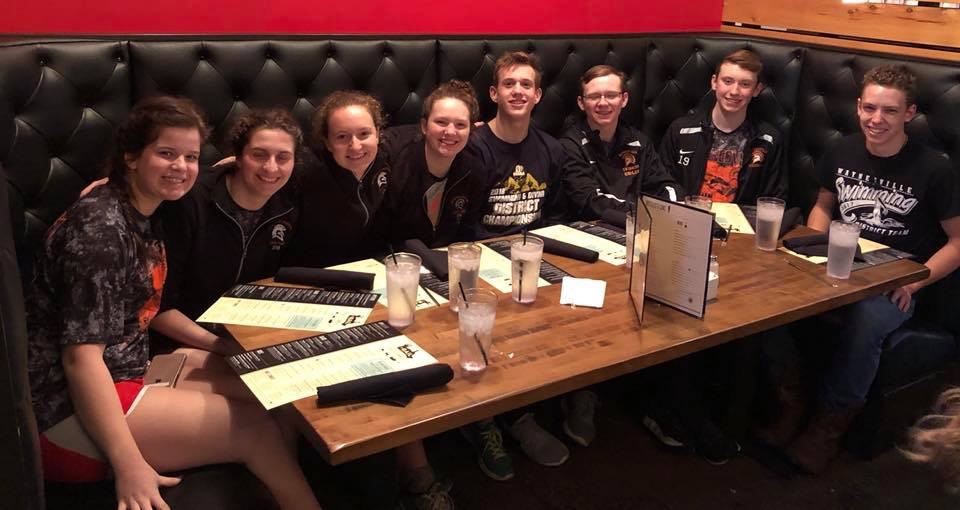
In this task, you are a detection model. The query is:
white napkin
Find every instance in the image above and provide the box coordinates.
[559,276,607,308]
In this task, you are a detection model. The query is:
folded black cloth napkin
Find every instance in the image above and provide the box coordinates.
[401,239,448,280]
[600,208,627,229]
[316,363,454,407]
[535,234,600,263]
[782,233,865,262]
[275,267,375,291]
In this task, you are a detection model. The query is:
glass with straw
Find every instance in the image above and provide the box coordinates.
[457,282,497,374]
[510,232,544,304]
[384,251,421,328]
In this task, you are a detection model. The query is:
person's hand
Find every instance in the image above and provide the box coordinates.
[889,283,918,312]
[213,156,236,167]
[80,177,109,198]
[114,459,181,510]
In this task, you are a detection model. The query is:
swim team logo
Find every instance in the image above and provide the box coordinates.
[749,147,767,167]
[270,221,291,251]
[834,167,916,237]
[482,164,547,227]
[451,195,468,221]
[619,149,640,176]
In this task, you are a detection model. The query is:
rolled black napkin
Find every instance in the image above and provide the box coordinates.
[316,363,454,407]
[600,208,627,229]
[536,234,600,263]
[401,239,448,280]
[782,233,865,262]
[275,267,375,291]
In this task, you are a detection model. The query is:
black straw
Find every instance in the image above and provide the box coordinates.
[522,229,527,245]
[388,244,399,265]
[458,281,469,309]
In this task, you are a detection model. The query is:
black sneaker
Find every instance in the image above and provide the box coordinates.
[693,420,742,466]
[642,406,691,451]
[460,421,515,481]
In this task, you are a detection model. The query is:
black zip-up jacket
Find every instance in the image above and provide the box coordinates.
[658,99,787,204]
[559,117,682,220]
[158,165,298,321]
[374,136,486,248]
[285,127,417,267]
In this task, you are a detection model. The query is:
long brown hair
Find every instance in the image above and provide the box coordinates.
[107,96,209,190]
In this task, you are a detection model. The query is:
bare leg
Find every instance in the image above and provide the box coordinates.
[395,440,434,492]
[171,348,255,401]
[127,387,321,510]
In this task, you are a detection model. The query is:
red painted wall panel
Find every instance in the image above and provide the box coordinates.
[4,0,721,35]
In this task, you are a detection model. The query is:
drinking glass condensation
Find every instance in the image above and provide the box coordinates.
[384,252,421,328]
[827,220,861,279]
[459,289,498,374]
[510,236,544,304]
[684,194,713,212]
[755,197,786,251]
[447,242,482,312]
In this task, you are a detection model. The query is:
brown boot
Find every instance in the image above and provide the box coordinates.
[755,383,806,448]
[786,405,862,474]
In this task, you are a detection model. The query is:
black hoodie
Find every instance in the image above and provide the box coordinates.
[658,97,787,204]
[559,117,682,220]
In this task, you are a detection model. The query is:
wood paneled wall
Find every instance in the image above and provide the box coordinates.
[722,0,960,62]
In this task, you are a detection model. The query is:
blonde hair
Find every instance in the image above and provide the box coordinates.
[903,388,960,492]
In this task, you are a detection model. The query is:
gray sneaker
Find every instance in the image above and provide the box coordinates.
[562,390,600,447]
[509,413,570,466]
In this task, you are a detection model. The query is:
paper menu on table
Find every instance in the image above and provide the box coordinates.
[227,321,437,409]
[197,284,379,332]
[710,203,755,235]
[641,196,713,319]
[328,259,447,309]
[476,243,549,293]
[531,224,627,266]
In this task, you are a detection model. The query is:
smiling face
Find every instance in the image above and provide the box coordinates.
[324,105,379,177]
[235,127,296,203]
[125,126,202,215]
[421,97,471,160]
[490,64,542,121]
[578,73,628,131]
[711,62,762,116]
[858,83,916,156]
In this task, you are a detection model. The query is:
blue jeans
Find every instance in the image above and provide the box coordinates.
[821,294,915,410]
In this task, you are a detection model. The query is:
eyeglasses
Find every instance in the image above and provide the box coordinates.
[582,91,623,102]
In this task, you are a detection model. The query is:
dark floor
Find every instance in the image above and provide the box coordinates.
[307,388,957,510]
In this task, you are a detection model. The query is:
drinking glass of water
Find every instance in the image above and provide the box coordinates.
[827,221,861,279]
[755,197,786,251]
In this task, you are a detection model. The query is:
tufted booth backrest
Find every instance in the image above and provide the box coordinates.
[2,35,959,277]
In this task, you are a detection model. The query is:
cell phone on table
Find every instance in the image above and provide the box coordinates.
[143,353,187,387]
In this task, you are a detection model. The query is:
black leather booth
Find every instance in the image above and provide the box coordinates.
[1,34,958,507]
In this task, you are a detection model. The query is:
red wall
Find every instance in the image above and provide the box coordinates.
[4,0,721,35]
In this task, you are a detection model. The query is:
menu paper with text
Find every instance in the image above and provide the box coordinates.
[197,284,379,332]
[329,259,448,309]
[531,224,627,265]
[641,195,714,319]
[226,321,438,409]
[710,203,755,235]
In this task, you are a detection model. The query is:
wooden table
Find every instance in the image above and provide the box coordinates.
[230,232,928,464]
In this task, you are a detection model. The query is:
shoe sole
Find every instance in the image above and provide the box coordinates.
[562,420,592,447]
[641,416,687,450]
[530,452,569,467]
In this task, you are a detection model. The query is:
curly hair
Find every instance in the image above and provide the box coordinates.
[863,64,918,106]
[422,80,480,125]
[902,388,960,492]
[311,90,386,148]
[107,96,209,188]
[224,107,303,159]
